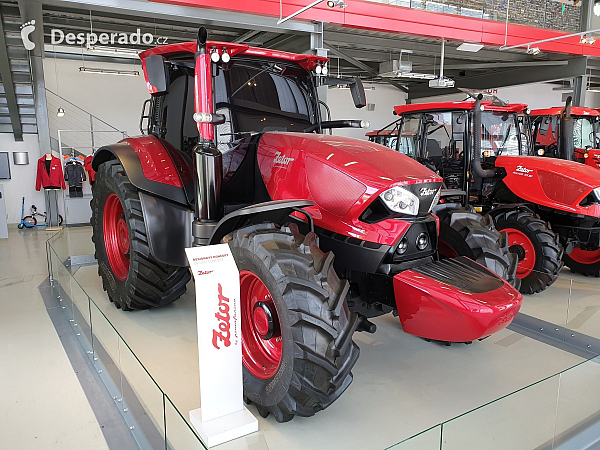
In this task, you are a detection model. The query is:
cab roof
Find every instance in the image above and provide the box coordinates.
[393,101,528,115]
[530,106,600,117]
[139,41,328,72]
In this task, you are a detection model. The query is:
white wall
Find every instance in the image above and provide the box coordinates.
[0,134,47,224]
[326,83,407,139]
[43,57,150,138]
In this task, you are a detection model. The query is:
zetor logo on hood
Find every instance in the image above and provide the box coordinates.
[273,151,295,166]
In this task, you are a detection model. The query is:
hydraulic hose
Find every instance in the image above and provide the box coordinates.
[472,94,496,179]
[559,96,575,161]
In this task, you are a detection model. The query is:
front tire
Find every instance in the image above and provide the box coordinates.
[437,208,520,290]
[563,248,600,277]
[493,208,563,294]
[91,160,191,310]
[227,224,359,422]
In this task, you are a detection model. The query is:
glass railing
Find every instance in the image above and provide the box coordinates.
[46,227,600,449]
[46,233,207,449]
[364,0,580,33]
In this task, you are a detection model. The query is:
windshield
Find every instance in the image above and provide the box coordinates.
[479,111,520,156]
[573,116,597,148]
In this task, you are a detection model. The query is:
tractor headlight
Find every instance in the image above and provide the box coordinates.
[593,187,600,202]
[380,186,419,215]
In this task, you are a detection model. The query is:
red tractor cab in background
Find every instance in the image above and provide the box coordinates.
[385,96,600,287]
[90,29,522,422]
[530,102,600,168]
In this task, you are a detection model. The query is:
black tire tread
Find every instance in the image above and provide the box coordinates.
[91,160,191,310]
[493,208,563,294]
[441,209,521,290]
[231,224,359,422]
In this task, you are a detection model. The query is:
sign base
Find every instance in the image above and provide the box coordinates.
[189,406,258,447]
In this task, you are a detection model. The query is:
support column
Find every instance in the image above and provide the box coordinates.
[573,0,593,107]
[18,0,50,156]
[311,22,328,111]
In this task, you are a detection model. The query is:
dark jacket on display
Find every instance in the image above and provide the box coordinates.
[35,155,66,190]
[64,161,86,187]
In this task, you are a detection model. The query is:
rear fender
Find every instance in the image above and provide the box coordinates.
[92,136,194,206]
[139,192,193,267]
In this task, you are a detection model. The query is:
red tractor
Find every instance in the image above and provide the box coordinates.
[530,100,600,168]
[90,29,522,422]
[379,95,600,289]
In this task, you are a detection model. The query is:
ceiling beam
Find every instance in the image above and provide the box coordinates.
[324,43,409,93]
[233,30,262,44]
[0,6,23,141]
[413,60,570,71]
[408,57,587,99]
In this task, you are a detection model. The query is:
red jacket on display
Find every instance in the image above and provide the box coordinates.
[84,155,95,183]
[35,155,66,190]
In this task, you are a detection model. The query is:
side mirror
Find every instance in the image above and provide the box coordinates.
[453,113,466,134]
[539,117,550,135]
[145,55,169,96]
[350,77,366,109]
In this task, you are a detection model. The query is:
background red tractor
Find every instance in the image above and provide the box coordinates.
[90,29,522,422]
[530,99,600,168]
[378,95,600,288]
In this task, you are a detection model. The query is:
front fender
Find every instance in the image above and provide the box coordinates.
[92,136,194,206]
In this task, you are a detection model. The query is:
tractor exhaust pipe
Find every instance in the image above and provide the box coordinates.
[192,27,223,246]
[472,94,496,179]
[559,96,575,161]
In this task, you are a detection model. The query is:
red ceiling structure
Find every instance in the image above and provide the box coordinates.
[150,0,600,58]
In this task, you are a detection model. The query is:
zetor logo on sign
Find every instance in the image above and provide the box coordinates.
[212,284,232,350]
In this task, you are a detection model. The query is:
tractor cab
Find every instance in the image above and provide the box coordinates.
[530,106,600,167]
[391,101,529,207]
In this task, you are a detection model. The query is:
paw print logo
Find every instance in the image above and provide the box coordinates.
[20,20,36,51]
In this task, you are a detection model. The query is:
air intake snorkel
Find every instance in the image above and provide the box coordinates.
[559,95,575,161]
[472,94,496,179]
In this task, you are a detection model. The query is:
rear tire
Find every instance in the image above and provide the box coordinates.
[91,160,191,310]
[563,248,600,277]
[23,216,36,227]
[227,224,359,422]
[438,208,520,290]
[493,208,563,294]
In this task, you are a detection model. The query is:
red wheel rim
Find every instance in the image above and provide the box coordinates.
[103,193,130,281]
[240,270,282,380]
[569,248,600,265]
[503,227,536,278]
[438,239,459,258]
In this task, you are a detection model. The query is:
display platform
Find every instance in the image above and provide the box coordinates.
[47,227,600,450]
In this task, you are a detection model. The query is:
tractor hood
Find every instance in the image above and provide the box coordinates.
[256,132,443,246]
[496,156,600,215]
[257,132,440,189]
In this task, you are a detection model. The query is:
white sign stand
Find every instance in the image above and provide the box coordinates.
[185,244,258,447]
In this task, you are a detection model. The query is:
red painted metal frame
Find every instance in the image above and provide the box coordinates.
[394,101,529,116]
[121,136,193,188]
[149,0,600,58]
[531,107,600,117]
[393,263,522,342]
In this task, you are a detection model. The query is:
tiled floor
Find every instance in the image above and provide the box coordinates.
[5,225,600,450]
[0,227,109,450]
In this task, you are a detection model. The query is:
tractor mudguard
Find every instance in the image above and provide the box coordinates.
[209,200,314,245]
[139,192,193,267]
[393,256,522,342]
[92,136,194,206]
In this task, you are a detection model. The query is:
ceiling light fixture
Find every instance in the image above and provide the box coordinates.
[56,107,65,117]
[87,45,140,56]
[457,42,484,52]
[327,0,347,8]
[79,67,140,76]
[595,1,600,16]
